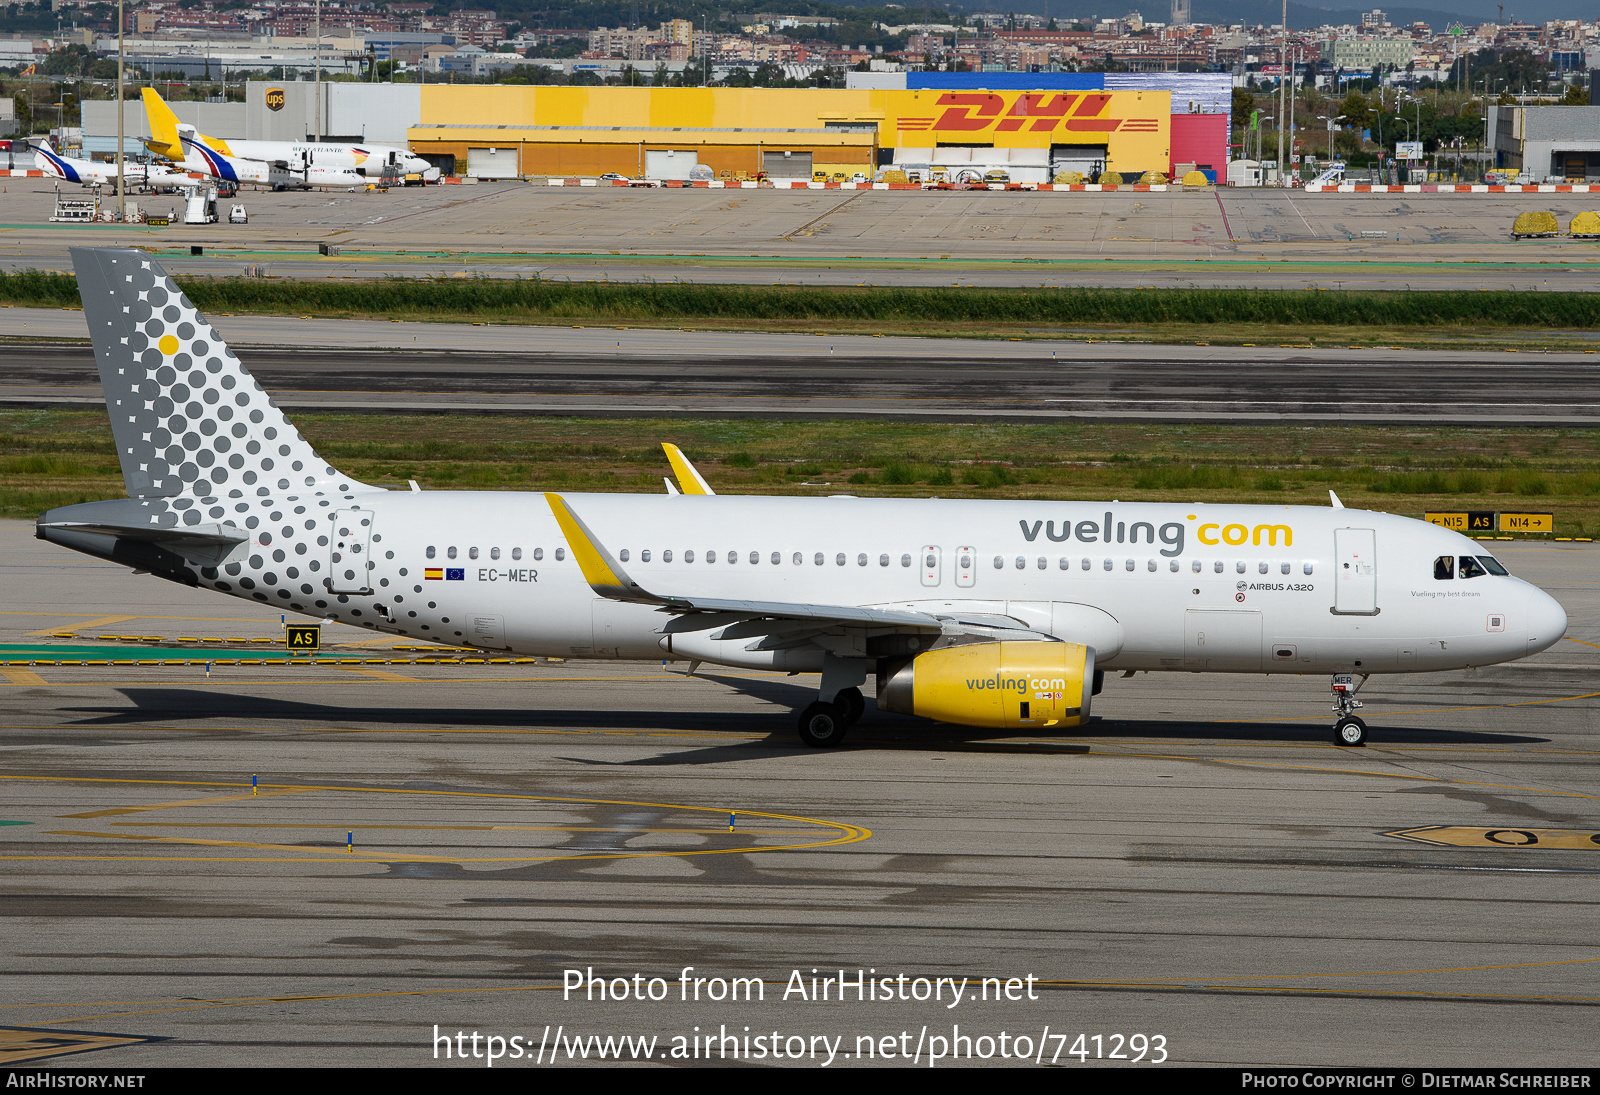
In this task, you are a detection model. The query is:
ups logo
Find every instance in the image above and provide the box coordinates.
[265,87,285,112]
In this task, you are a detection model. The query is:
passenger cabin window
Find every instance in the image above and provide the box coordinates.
[639,549,649,562]
[447,547,458,560]
[491,547,501,561]
[663,549,673,562]
[1434,555,1456,580]
[1280,562,1289,575]
[795,553,804,565]
[619,549,629,562]
[1303,562,1314,575]
[994,556,1004,570]
[688,550,698,563]
[815,553,824,566]
[1213,561,1223,573]
[533,548,544,561]
[426,546,436,559]
[512,548,522,561]
[1458,556,1488,579]
[902,554,912,568]
[554,548,566,561]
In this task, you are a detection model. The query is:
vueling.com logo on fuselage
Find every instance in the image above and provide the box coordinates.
[965,676,1066,692]
[1019,512,1294,557]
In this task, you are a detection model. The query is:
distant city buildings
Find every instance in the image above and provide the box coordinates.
[4,3,1599,91]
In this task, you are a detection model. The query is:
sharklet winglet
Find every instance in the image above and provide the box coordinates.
[543,492,668,604]
[662,443,715,496]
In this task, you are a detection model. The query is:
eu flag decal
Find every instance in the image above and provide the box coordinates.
[446,568,465,580]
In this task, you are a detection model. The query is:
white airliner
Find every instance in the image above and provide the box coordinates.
[142,88,441,183]
[178,127,367,191]
[33,141,199,190]
[38,248,1569,748]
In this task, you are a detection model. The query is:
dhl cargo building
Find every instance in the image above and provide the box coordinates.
[243,72,1230,183]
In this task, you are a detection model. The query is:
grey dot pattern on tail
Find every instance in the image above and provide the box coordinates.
[95,251,359,508]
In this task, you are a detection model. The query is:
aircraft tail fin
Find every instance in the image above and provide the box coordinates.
[33,140,75,181]
[142,87,230,159]
[69,247,366,501]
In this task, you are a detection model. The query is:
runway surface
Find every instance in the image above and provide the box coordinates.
[3,317,1598,424]
[7,179,1600,289]
[1,520,1597,1067]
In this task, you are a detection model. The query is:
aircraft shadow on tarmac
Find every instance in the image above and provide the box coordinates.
[59,686,1553,765]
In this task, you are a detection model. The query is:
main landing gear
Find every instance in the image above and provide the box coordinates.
[796,655,869,748]
[1331,672,1370,747]
[797,687,864,748]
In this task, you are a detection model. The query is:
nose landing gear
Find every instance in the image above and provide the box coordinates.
[1331,672,1370,746]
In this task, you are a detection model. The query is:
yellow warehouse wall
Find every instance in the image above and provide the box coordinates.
[417,86,1171,168]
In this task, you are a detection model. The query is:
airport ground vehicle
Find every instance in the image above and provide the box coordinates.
[37,249,1570,750]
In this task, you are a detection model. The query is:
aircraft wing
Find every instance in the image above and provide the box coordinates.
[544,492,1054,641]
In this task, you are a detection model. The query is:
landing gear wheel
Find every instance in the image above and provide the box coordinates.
[1334,716,1368,747]
[797,702,848,748]
[836,687,865,727]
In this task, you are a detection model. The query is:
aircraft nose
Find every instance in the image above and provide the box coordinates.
[1524,586,1569,656]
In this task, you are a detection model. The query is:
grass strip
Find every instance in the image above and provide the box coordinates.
[10,270,1600,330]
[5,411,1596,535]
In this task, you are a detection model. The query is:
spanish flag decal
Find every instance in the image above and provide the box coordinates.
[424,568,444,580]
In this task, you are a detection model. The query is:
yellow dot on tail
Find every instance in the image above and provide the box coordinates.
[158,335,180,356]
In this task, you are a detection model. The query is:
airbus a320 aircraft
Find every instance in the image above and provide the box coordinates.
[38,249,1569,748]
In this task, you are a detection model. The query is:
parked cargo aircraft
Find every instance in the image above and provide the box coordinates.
[142,88,440,183]
[32,141,198,190]
[38,249,1569,748]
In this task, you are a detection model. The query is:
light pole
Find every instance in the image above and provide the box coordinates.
[314,0,322,141]
[1327,112,1345,168]
[115,0,124,219]
[1275,0,1286,182]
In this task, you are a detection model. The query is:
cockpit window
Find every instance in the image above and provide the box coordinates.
[1477,556,1509,576]
[1458,556,1488,579]
[1433,555,1455,580]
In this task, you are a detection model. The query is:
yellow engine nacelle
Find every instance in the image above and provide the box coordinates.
[877,641,1095,730]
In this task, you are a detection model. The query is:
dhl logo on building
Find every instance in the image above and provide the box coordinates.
[898,92,1145,134]
[881,89,1169,162]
